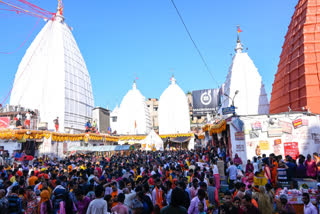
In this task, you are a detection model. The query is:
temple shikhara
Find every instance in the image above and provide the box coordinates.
[158,76,190,135]
[9,2,94,132]
[116,81,152,135]
[221,34,269,115]
[270,0,320,114]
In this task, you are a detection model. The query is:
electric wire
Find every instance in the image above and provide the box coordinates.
[170,0,219,87]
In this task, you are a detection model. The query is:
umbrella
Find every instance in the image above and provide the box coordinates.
[19,155,34,161]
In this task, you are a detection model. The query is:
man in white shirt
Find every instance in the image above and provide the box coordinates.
[86,186,108,214]
[302,193,318,214]
[226,161,238,190]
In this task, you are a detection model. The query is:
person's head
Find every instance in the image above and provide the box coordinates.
[253,157,257,162]
[242,194,252,208]
[193,179,199,188]
[302,193,310,205]
[75,189,84,201]
[95,185,105,198]
[170,187,185,206]
[112,182,117,192]
[155,178,161,188]
[104,195,113,207]
[233,196,241,208]
[117,193,125,203]
[197,189,206,201]
[200,182,207,191]
[223,191,232,205]
[209,177,215,186]
[313,152,319,159]
[230,161,233,165]
[307,154,311,161]
[247,160,251,164]
[12,185,19,194]
[240,183,246,192]
[280,194,288,205]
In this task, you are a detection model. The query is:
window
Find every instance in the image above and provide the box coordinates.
[112,117,117,122]
[147,105,150,108]
[153,107,158,111]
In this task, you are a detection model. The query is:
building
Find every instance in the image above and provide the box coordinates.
[158,76,190,135]
[270,0,320,114]
[9,4,94,133]
[221,35,269,115]
[146,98,159,131]
[110,105,119,134]
[117,81,152,135]
[92,107,110,134]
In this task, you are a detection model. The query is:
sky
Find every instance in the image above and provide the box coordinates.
[0,0,298,110]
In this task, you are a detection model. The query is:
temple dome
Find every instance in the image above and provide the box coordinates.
[158,76,190,135]
[117,82,151,135]
[221,40,269,115]
[10,10,94,132]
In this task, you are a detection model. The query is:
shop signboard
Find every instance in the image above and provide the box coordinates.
[0,117,10,128]
[235,132,245,141]
[279,121,292,134]
[222,106,235,115]
[274,139,282,145]
[284,142,299,159]
[251,121,262,130]
[267,127,282,138]
[192,89,221,115]
[293,119,303,129]
[259,141,270,150]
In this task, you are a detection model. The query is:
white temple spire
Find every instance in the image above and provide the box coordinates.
[170,75,176,85]
[133,80,137,90]
[235,25,243,53]
[10,1,94,132]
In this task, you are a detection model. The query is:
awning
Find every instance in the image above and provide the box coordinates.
[210,119,226,134]
[201,119,227,135]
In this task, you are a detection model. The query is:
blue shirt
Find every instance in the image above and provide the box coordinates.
[226,165,238,180]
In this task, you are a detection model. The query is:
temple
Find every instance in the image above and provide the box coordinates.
[270,0,320,114]
[221,35,269,115]
[158,76,190,134]
[10,2,94,132]
[116,81,152,135]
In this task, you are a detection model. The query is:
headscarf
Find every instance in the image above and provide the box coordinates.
[26,192,38,214]
[38,190,50,214]
[234,154,243,165]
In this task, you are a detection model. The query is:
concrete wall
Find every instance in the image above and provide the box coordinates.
[92,107,110,133]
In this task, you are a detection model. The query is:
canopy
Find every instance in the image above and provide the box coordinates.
[140,130,164,151]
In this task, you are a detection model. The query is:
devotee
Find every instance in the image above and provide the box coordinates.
[241,194,260,214]
[226,161,237,190]
[188,189,207,214]
[160,187,187,214]
[302,193,318,214]
[53,117,59,132]
[257,186,272,214]
[305,154,317,179]
[111,193,129,214]
[275,194,296,214]
[86,185,108,214]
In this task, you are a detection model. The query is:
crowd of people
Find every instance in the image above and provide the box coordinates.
[0,146,318,214]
